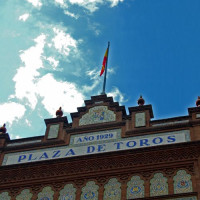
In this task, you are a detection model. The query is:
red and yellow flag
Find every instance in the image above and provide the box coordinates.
[100,48,108,76]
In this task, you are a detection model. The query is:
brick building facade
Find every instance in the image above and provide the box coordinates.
[0,94,200,200]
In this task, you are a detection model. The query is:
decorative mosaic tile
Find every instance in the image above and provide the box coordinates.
[103,178,121,200]
[127,176,144,199]
[0,192,11,200]
[59,184,76,200]
[169,197,197,200]
[174,170,192,194]
[16,189,33,200]
[135,112,146,127]
[79,106,116,126]
[81,181,99,200]
[150,173,168,196]
[37,186,54,200]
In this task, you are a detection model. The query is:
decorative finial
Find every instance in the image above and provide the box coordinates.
[0,124,7,134]
[196,96,200,107]
[137,95,145,106]
[56,107,63,118]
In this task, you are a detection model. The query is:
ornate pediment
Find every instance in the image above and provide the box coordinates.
[70,94,126,128]
[79,106,116,126]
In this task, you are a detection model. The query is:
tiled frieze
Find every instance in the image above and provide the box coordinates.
[59,184,76,200]
[103,178,121,200]
[37,186,54,200]
[127,175,144,199]
[0,168,195,200]
[79,106,116,126]
[81,181,99,200]
[16,189,33,200]
[174,170,193,194]
[0,192,11,200]
[150,173,168,196]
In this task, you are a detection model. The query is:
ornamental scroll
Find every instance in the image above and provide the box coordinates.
[79,106,116,126]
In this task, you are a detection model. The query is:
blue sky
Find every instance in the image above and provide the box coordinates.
[0,0,200,139]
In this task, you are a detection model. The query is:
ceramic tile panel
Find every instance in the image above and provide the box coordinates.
[0,192,11,200]
[59,184,76,200]
[127,175,144,199]
[16,189,33,200]
[37,186,54,200]
[150,173,168,196]
[79,106,116,126]
[81,181,99,200]
[174,170,193,194]
[103,178,121,200]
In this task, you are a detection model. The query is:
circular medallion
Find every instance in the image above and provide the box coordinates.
[177,180,189,188]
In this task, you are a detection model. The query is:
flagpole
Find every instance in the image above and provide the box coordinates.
[101,41,110,95]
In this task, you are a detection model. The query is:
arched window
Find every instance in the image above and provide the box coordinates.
[127,176,144,199]
[103,178,121,200]
[174,170,193,194]
[150,173,168,196]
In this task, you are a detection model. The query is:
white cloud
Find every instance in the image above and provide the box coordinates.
[11,30,84,117]
[87,20,101,36]
[19,13,30,22]
[10,134,22,139]
[45,56,59,70]
[82,80,99,92]
[54,0,124,13]
[26,0,42,8]
[68,0,124,12]
[37,73,84,116]
[64,10,79,19]
[108,0,124,7]
[0,102,26,126]
[68,0,102,12]
[86,69,100,80]
[12,34,46,109]
[107,87,126,103]
[55,0,65,4]
[52,28,78,56]
[25,119,31,127]
[82,69,101,92]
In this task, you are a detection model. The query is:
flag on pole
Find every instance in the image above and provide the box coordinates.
[100,48,108,76]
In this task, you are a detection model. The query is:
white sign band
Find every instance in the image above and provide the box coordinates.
[2,130,190,166]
